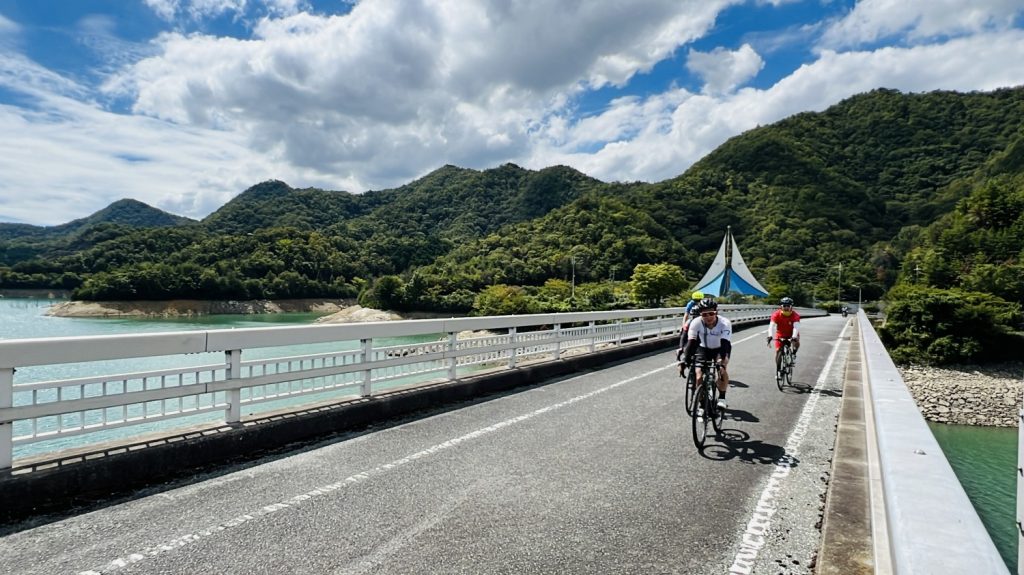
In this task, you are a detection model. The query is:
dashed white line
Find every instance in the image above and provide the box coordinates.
[78,365,667,575]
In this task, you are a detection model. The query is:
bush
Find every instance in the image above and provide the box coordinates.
[879,285,1023,365]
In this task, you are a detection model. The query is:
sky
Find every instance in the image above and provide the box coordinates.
[1,1,1023,226]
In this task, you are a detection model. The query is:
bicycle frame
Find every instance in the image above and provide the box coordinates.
[776,338,794,388]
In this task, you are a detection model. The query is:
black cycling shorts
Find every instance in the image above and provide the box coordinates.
[696,346,728,363]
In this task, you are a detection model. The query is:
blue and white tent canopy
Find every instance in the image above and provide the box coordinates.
[693,228,769,297]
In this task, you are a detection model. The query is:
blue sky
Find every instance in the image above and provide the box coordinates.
[2,1,1024,226]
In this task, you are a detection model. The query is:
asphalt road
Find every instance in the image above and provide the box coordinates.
[0,315,853,575]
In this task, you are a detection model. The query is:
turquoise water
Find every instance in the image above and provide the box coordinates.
[0,298,324,340]
[929,422,1018,573]
[0,298,444,459]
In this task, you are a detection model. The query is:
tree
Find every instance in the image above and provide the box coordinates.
[879,285,1023,365]
[472,284,534,316]
[630,263,686,306]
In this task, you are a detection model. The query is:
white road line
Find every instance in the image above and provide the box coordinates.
[78,365,668,575]
[727,322,849,575]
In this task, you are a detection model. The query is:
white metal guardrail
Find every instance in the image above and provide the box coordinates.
[0,305,777,469]
[858,311,1009,574]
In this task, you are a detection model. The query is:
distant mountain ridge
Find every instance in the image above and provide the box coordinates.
[1,86,1022,312]
[0,198,194,241]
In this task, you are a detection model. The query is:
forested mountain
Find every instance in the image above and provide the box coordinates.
[200,180,371,234]
[199,164,603,239]
[1,87,1022,322]
[0,198,193,242]
[0,199,196,269]
[612,88,1024,303]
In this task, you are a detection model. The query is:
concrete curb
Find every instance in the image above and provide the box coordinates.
[816,319,875,573]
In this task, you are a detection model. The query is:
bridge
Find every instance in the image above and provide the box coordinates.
[0,306,1012,574]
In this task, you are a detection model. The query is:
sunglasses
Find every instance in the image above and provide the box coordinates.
[700,311,717,317]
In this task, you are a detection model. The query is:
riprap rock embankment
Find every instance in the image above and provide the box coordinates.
[900,363,1023,427]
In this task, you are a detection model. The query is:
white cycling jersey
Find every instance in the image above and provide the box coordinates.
[686,316,732,349]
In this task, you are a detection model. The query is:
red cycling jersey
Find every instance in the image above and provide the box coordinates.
[770,309,801,338]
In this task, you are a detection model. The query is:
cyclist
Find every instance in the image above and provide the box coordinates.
[682,298,732,410]
[766,296,801,374]
[676,290,705,367]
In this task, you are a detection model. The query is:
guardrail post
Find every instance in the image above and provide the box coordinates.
[615,320,622,346]
[225,349,242,424]
[508,327,518,368]
[554,323,562,358]
[639,317,645,341]
[448,332,458,380]
[589,321,596,353]
[0,367,12,470]
[361,338,373,397]
[1018,407,1023,574]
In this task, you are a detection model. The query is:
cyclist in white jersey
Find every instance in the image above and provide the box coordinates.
[682,298,733,410]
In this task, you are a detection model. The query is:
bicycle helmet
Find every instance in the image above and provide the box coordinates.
[699,297,718,311]
[691,291,704,300]
[780,297,794,306]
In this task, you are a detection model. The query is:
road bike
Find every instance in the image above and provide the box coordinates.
[691,359,726,448]
[775,337,795,390]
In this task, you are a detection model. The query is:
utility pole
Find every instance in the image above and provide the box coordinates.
[837,262,842,302]
[914,264,922,284]
[571,255,576,300]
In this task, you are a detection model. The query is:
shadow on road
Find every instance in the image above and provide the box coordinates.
[781,382,843,397]
[722,408,759,423]
[698,429,789,466]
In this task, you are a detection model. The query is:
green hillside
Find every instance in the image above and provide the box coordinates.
[2,87,1022,328]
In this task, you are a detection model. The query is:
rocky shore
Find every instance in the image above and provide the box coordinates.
[899,362,1023,428]
[46,299,357,318]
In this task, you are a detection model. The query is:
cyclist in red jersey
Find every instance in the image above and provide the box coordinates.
[766,297,801,372]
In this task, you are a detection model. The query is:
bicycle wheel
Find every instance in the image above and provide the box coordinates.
[783,348,794,386]
[775,354,785,391]
[684,367,697,415]
[691,386,709,448]
[710,377,726,435]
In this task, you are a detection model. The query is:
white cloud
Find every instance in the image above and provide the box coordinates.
[144,0,245,22]
[5,0,1024,226]
[104,0,739,192]
[529,30,1024,185]
[143,0,306,22]
[0,93,343,225]
[820,0,1024,49]
[0,12,17,34]
[686,44,765,95]
[143,0,181,22]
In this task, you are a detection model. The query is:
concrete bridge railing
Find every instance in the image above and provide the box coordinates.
[857,310,1009,574]
[0,305,782,470]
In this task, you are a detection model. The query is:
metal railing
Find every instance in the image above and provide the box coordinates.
[0,305,777,468]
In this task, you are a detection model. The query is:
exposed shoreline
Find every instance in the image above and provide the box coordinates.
[900,362,1023,428]
[43,299,461,324]
[46,298,360,318]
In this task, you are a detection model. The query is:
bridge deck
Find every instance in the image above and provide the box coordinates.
[0,316,852,574]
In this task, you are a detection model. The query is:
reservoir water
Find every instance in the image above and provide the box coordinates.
[929,422,1018,573]
[0,298,1017,567]
[0,298,442,459]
